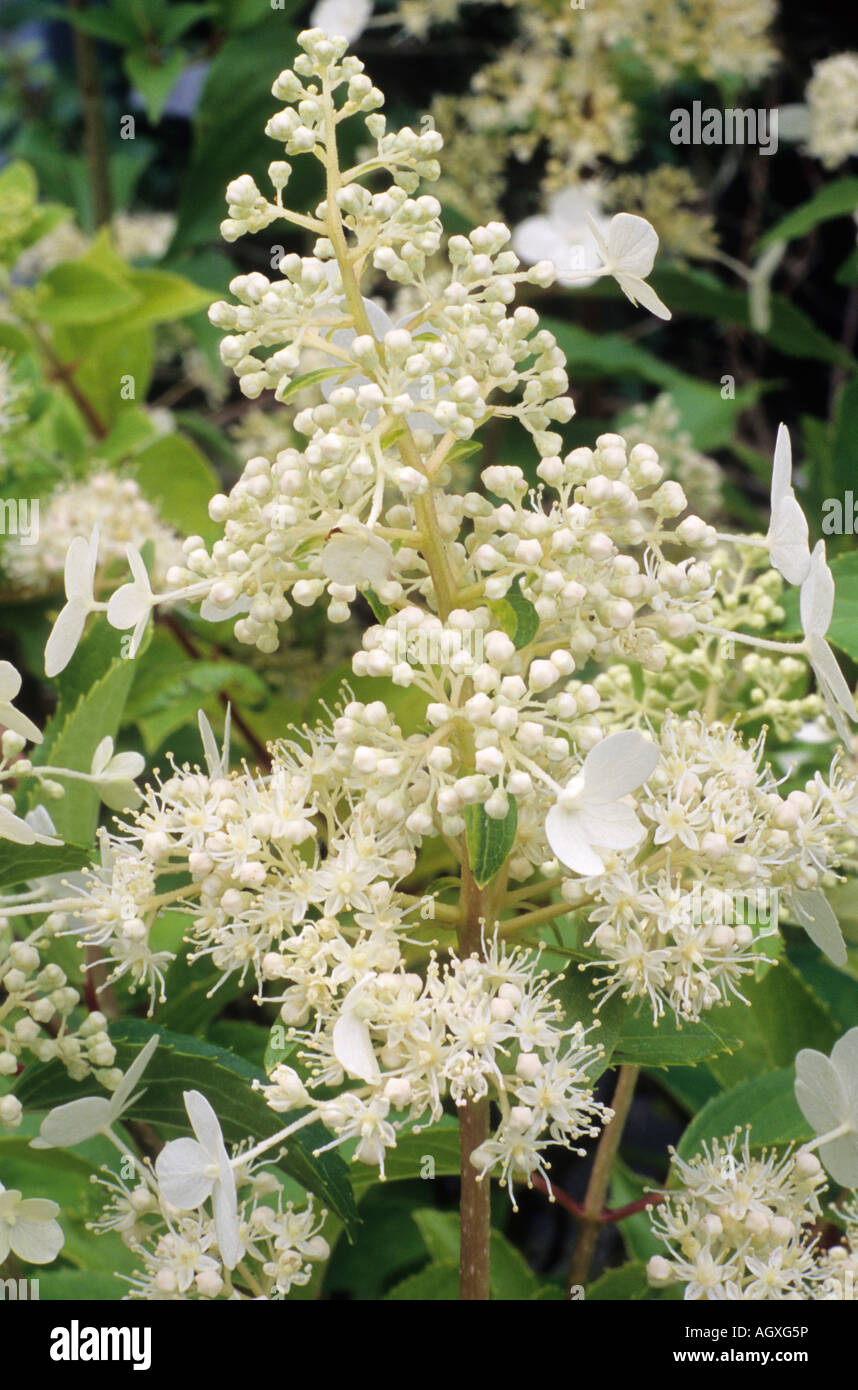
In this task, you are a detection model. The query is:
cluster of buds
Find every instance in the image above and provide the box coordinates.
[0,931,117,1128]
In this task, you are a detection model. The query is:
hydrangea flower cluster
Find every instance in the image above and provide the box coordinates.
[26,1040,329,1297]
[24,706,607,1195]
[94,1151,329,1301]
[646,1130,831,1300]
[428,0,775,204]
[2,470,184,597]
[568,714,858,1021]
[818,1196,858,1299]
[264,938,611,1199]
[14,211,176,280]
[803,52,858,171]
[4,25,858,1303]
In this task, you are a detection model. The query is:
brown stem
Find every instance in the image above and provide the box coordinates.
[34,326,108,438]
[69,0,113,227]
[458,1091,491,1300]
[566,1064,640,1292]
[457,855,491,1300]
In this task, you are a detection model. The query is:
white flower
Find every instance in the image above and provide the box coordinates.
[512,185,612,289]
[0,1181,64,1265]
[154,1090,240,1269]
[795,1029,858,1187]
[198,707,231,780]
[799,541,856,741]
[332,982,381,1084]
[767,424,811,585]
[310,0,371,44]
[24,808,86,890]
[0,796,60,848]
[199,590,250,623]
[321,528,394,587]
[32,1033,159,1148]
[545,730,659,875]
[0,660,42,744]
[106,544,155,657]
[89,736,146,812]
[588,213,672,320]
[788,888,847,968]
[44,529,101,677]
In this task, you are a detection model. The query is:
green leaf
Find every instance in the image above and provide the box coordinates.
[554,967,624,1079]
[650,267,857,368]
[410,1209,538,1299]
[132,433,221,541]
[99,408,159,463]
[172,19,304,252]
[112,268,212,331]
[411,1208,460,1263]
[0,840,92,892]
[489,578,540,650]
[488,1228,539,1300]
[385,1261,460,1300]
[279,366,346,399]
[650,1064,720,1117]
[443,439,483,465]
[786,942,858,1034]
[31,623,139,842]
[33,1271,123,1301]
[464,796,517,888]
[587,1260,651,1300]
[70,327,154,427]
[831,378,858,504]
[613,1006,743,1070]
[758,179,858,250]
[611,1159,663,1262]
[364,589,394,623]
[157,941,243,1033]
[14,1019,358,1230]
[38,261,141,325]
[706,959,838,1090]
[678,1068,811,1159]
[837,249,858,287]
[0,158,37,204]
[546,317,767,451]
[350,1118,461,1195]
[0,1133,136,1282]
[58,5,142,43]
[124,50,187,125]
[158,3,215,44]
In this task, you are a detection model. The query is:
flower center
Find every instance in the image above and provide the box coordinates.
[558,774,587,812]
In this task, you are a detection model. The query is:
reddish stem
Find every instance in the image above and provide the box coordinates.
[530,1175,664,1225]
